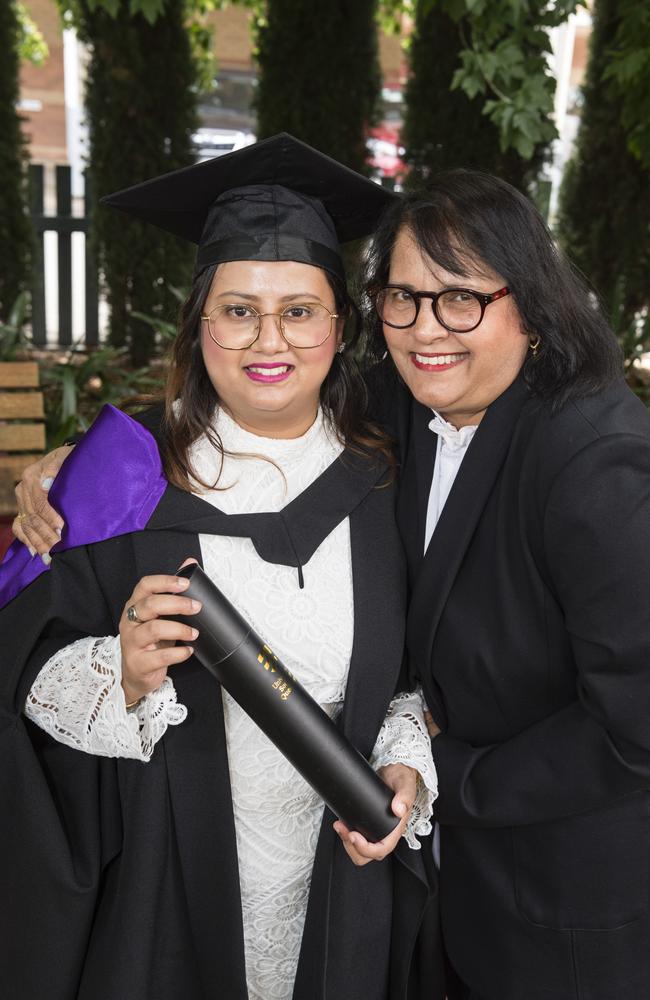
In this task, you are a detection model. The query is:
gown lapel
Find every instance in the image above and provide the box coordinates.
[407,377,530,721]
[146,447,387,582]
[130,527,249,998]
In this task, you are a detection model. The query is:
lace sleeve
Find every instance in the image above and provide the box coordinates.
[370,688,438,850]
[24,635,187,761]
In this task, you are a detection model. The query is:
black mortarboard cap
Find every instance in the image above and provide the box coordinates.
[101,132,397,281]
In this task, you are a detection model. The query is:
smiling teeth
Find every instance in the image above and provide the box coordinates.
[247,366,291,375]
[415,353,467,366]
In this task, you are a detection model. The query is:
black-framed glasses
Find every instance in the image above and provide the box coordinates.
[200,302,339,350]
[375,284,511,334]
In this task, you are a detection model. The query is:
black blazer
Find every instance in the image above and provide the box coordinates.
[390,372,650,1000]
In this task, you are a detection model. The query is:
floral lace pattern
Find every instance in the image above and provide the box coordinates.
[24,634,186,760]
[370,689,438,849]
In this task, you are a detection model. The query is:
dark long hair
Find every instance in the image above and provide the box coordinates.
[363,170,623,408]
[160,263,394,492]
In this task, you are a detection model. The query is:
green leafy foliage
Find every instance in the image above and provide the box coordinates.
[385,0,578,160]
[59,0,197,367]
[40,345,167,447]
[0,1,33,324]
[602,0,650,168]
[254,0,381,173]
[401,1,549,193]
[0,292,31,361]
[16,1,49,64]
[557,0,650,385]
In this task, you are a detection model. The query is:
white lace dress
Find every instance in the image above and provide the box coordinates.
[25,407,437,1000]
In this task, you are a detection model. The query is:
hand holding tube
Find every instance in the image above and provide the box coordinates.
[174,563,398,842]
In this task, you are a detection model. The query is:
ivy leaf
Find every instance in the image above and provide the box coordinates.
[129,0,168,24]
[85,0,121,16]
[512,132,535,159]
[513,109,542,143]
[453,70,484,98]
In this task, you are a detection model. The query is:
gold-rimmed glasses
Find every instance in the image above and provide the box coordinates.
[201,302,339,350]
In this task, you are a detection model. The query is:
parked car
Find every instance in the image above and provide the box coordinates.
[367,85,406,183]
[192,70,257,162]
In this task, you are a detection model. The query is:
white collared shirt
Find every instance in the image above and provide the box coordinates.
[424,411,478,550]
[424,411,478,866]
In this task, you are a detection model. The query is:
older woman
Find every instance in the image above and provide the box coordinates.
[364,171,650,1000]
[0,136,440,1000]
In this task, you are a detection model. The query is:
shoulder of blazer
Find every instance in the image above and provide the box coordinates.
[514,379,650,485]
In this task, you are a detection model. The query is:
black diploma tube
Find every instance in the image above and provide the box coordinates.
[175,563,397,843]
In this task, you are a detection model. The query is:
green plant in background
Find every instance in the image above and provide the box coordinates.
[607,280,650,407]
[0,292,31,361]
[557,0,650,370]
[381,0,578,165]
[0,1,34,324]
[40,287,185,447]
[602,0,650,169]
[399,0,549,195]
[16,2,49,64]
[254,0,381,173]
[40,344,168,448]
[57,0,198,368]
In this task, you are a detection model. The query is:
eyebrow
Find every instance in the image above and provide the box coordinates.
[214,290,326,303]
[388,280,489,291]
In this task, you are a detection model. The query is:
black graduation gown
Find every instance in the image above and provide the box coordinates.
[0,410,443,1000]
[381,366,650,1000]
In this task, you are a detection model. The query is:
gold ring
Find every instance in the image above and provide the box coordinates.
[16,512,28,521]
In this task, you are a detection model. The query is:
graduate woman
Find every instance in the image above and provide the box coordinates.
[0,136,441,1000]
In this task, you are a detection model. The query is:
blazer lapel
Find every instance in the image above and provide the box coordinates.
[407,377,530,707]
[399,401,438,578]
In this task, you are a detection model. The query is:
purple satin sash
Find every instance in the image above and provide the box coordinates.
[0,405,167,610]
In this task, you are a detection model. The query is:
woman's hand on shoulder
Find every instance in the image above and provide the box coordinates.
[333,762,417,866]
[119,570,202,706]
[13,447,72,557]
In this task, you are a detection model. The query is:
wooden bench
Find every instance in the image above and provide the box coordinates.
[0,361,46,518]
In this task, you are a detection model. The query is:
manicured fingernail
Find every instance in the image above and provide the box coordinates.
[395,801,406,816]
[56,527,63,537]
[190,628,199,639]
[176,577,189,588]
[41,552,51,566]
[41,477,54,490]
[28,546,36,557]
[190,600,202,611]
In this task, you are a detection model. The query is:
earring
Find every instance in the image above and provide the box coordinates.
[529,335,541,357]
[337,343,345,354]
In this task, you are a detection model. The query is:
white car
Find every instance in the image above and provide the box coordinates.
[191,127,256,163]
